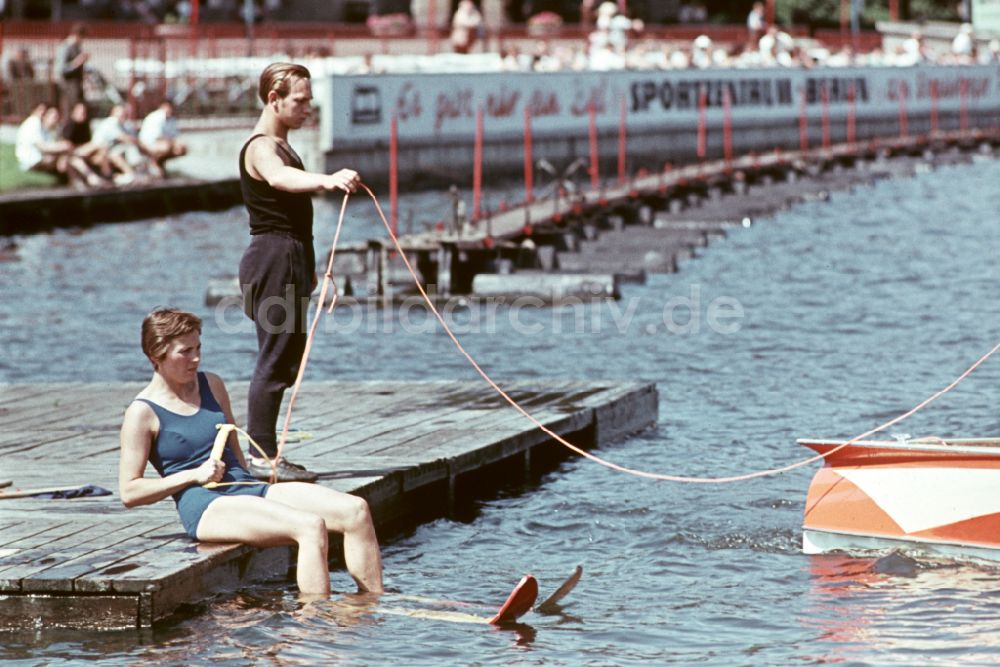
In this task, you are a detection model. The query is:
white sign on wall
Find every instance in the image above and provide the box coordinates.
[973,0,1000,33]
[322,66,1000,150]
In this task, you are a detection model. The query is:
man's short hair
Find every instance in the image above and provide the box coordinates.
[258,62,311,105]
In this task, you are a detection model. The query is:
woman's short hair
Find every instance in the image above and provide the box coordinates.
[258,62,311,104]
[141,308,202,366]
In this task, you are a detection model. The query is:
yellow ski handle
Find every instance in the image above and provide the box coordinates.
[203,424,236,489]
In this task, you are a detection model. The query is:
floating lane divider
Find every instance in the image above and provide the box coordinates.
[273,186,1000,485]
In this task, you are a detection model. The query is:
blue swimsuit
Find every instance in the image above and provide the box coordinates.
[136,372,270,539]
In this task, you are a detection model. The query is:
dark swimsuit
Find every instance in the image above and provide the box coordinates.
[136,372,270,539]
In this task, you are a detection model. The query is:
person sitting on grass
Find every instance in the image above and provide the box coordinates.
[91,103,158,185]
[15,103,104,188]
[139,100,187,178]
[61,102,110,179]
[118,308,384,598]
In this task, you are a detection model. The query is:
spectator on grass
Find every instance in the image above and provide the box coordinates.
[91,103,156,184]
[139,100,187,176]
[61,101,93,148]
[16,104,104,188]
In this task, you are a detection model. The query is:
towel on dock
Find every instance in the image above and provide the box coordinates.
[23,484,112,499]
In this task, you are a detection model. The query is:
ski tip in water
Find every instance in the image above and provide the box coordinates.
[537,565,582,614]
[487,574,538,625]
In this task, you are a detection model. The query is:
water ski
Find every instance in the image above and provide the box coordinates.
[381,566,581,625]
[536,564,582,613]
[488,574,538,624]
[381,574,537,625]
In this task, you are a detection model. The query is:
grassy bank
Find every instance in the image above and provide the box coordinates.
[0,143,61,193]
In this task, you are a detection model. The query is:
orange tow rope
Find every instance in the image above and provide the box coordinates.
[273,186,1000,484]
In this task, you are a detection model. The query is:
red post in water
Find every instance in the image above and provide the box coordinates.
[821,84,831,149]
[0,21,4,109]
[847,82,857,144]
[588,101,599,191]
[429,0,442,53]
[898,81,908,138]
[799,87,809,152]
[523,105,534,203]
[389,114,398,237]
[128,38,137,106]
[930,79,938,135]
[473,106,483,221]
[697,85,707,161]
[191,0,199,25]
[722,85,733,164]
[618,95,627,185]
[960,78,969,131]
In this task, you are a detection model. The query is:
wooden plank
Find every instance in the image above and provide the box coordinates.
[0,430,80,452]
[0,520,147,585]
[0,385,68,408]
[22,538,188,594]
[0,592,140,631]
[583,383,659,444]
[293,384,477,448]
[11,521,153,592]
[0,521,79,552]
[87,540,253,594]
[311,404,497,457]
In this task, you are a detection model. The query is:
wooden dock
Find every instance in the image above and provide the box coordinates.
[0,379,656,630]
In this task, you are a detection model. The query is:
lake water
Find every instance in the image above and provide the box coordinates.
[3,156,1000,665]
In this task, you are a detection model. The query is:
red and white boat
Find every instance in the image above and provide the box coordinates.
[800,437,1000,562]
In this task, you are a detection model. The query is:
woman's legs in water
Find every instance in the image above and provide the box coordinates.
[266,483,383,593]
[196,487,383,595]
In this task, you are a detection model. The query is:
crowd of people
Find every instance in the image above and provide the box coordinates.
[5,4,997,194]
[14,99,187,189]
[494,2,1000,73]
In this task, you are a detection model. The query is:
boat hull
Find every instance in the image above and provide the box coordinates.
[800,438,1000,561]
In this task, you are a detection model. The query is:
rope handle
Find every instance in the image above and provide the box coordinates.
[203,424,273,488]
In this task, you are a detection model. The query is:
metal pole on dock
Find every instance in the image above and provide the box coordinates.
[847,83,857,144]
[799,87,809,152]
[618,95,627,185]
[898,81,908,138]
[960,79,969,132]
[588,101,599,191]
[722,86,733,164]
[473,106,483,221]
[523,106,534,203]
[821,85,831,150]
[697,86,707,161]
[390,113,398,237]
[930,80,939,135]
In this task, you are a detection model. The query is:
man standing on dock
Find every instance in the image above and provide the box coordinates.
[238,62,361,482]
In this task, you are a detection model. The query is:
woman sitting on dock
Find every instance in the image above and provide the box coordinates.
[118,308,383,597]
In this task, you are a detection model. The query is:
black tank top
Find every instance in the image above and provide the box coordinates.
[239,134,314,241]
